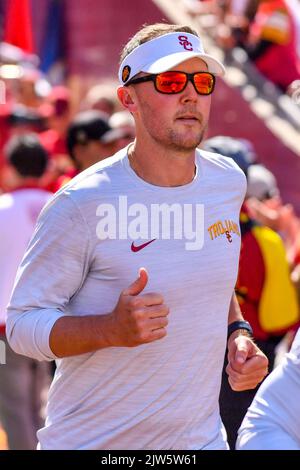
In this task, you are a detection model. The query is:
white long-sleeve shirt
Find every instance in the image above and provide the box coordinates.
[7,148,246,450]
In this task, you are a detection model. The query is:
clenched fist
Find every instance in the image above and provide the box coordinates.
[226,334,269,391]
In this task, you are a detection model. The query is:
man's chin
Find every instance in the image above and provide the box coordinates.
[171,133,205,151]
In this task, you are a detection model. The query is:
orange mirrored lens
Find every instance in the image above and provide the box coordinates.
[156,72,187,93]
[155,71,214,95]
[193,73,214,94]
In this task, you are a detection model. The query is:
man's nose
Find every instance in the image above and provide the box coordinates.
[180,79,198,103]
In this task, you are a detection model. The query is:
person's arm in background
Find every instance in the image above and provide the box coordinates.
[226,293,268,391]
[246,198,300,265]
[6,193,169,361]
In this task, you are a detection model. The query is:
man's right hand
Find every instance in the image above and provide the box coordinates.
[49,267,169,357]
[107,267,169,347]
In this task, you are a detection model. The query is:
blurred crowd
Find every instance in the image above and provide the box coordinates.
[0,48,136,194]
[0,4,300,450]
[184,0,300,93]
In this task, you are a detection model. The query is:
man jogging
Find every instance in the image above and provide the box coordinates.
[6,23,268,450]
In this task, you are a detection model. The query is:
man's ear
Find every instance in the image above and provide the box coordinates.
[117,86,137,113]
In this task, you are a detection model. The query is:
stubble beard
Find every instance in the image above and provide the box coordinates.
[139,98,208,152]
[151,122,208,153]
[168,124,208,152]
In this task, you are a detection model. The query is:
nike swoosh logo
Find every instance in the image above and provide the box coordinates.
[131,239,156,252]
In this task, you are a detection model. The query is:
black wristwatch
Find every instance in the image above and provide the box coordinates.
[227,320,253,341]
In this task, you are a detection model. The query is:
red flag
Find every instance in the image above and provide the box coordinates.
[4,0,34,53]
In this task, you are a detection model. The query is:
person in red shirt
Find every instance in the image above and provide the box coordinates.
[39,88,71,158]
[247,0,300,90]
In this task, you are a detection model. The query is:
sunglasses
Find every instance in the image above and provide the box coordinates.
[125,71,216,95]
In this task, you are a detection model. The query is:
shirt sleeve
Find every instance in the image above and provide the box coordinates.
[6,192,91,361]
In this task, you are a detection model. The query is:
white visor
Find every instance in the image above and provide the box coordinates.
[119,32,225,85]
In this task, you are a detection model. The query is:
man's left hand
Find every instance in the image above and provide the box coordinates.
[226,334,269,391]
